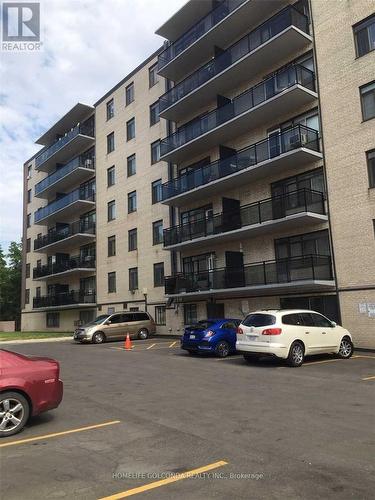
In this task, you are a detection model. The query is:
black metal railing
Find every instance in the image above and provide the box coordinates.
[35,156,95,195]
[162,125,319,200]
[163,189,325,247]
[158,4,309,111]
[33,255,96,279]
[35,121,95,169]
[34,187,95,223]
[158,0,247,71]
[160,63,315,157]
[33,290,96,309]
[165,255,333,295]
[34,220,96,251]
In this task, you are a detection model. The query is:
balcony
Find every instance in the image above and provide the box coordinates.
[35,122,95,172]
[163,189,326,251]
[159,5,311,121]
[165,255,335,299]
[34,187,95,225]
[35,156,95,198]
[34,220,96,253]
[33,255,96,280]
[160,64,317,164]
[33,290,96,310]
[161,125,321,206]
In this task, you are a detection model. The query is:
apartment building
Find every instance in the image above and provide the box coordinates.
[21,0,375,347]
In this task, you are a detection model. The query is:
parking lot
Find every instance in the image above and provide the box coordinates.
[1,338,374,500]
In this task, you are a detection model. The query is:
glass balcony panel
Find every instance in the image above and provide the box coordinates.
[34,187,95,223]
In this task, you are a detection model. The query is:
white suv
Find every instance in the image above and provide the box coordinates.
[236,310,354,367]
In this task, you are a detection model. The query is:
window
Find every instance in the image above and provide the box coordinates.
[26,214,31,228]
[184,304,197,325]
[272,168,325,198]
[27,165,32,179]
[129,307,139,312]
[275,229,331,259]
[243,314,276,327]
[127,154,136,177]
[107,200,116,221]
[152,179,162,204]
[152,220,163,245]
[155,306,166,325]
[151,140,160,164]
[282,313,304,326]
[108,272,116,293]
[107,132,115,153]
[360,81,375,121]
[26,238,31,253]
[35,286,41,298]
[126,82,134,105]
[106,98,114,120]
[150,101,160,126]
[25,289,30,304]
[126,118,135,141]
[153,262,164,287]
[128,191,137,213]
[367,150,375,188]
[109,314,123,324]
[280,295,339,323]
[107,166,115,187]
[128,228,137,251]
[26,263,30,278]
[310,313,333,328]
[373,220,375,237]
[299,313,315,327]
[354,14,375,57]
[129,267,138,291]
[108,235,116,257]
[46,312,59,328]
[27,189,31,203]
[149,63,158,88]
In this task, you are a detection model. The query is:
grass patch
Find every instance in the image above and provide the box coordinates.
[0,331,72,341]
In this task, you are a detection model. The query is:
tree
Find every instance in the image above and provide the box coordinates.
[0,242,22,328]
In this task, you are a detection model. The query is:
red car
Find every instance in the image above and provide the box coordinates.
[0,349,63,437]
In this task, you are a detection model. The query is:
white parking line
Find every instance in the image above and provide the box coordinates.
[147,343,156,350]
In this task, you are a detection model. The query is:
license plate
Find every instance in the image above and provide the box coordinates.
[190,334,196,339]
[247,335,257,341]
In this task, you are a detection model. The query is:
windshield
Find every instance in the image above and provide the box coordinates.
[84,315,110,326]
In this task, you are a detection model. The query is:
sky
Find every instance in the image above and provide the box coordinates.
[0,0,186,253]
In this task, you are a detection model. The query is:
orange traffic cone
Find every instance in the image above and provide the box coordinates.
[124,332,132,351]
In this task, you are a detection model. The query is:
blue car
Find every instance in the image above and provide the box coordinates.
[181,318,241,357]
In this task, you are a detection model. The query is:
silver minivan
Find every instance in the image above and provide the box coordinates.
[73,311,156,344]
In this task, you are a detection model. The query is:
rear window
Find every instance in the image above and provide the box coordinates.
[189,320,216,330]
[242,314,276,327]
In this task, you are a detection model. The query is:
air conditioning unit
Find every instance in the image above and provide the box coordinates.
[27,175,31,180]
[289,134,301,149]
[300,133,308,144]
[85,159,93,168]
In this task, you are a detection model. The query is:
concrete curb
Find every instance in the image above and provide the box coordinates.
[0,337,72,345]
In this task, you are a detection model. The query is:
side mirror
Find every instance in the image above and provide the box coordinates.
[331,321,337,328]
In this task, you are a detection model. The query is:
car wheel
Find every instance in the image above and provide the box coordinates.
[243,354,260,363]
[337,337,354,359]
[92,332,105,344]
[138,328,149,340]
[215,341,230,358]
[287,341,305,367]
[0,392,30,437]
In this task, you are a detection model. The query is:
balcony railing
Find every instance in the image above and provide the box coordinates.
[159,5,309,112]
[165,255,333,295]
[33,255,96,279]
[34,220,95,251]
[33,290,96,309]
[34,187,95,223]
[158,0,246,71]
[35,156,95,196]
[160,63,315,158]
[163,189,325,247]
[35,122,95,169]
[162,125,319,201]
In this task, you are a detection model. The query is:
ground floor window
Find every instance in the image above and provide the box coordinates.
[280,295,339,323]
[80,310,95,325]
[155,305,166,325]
[184,304,197,325]
[46,312,59,328]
